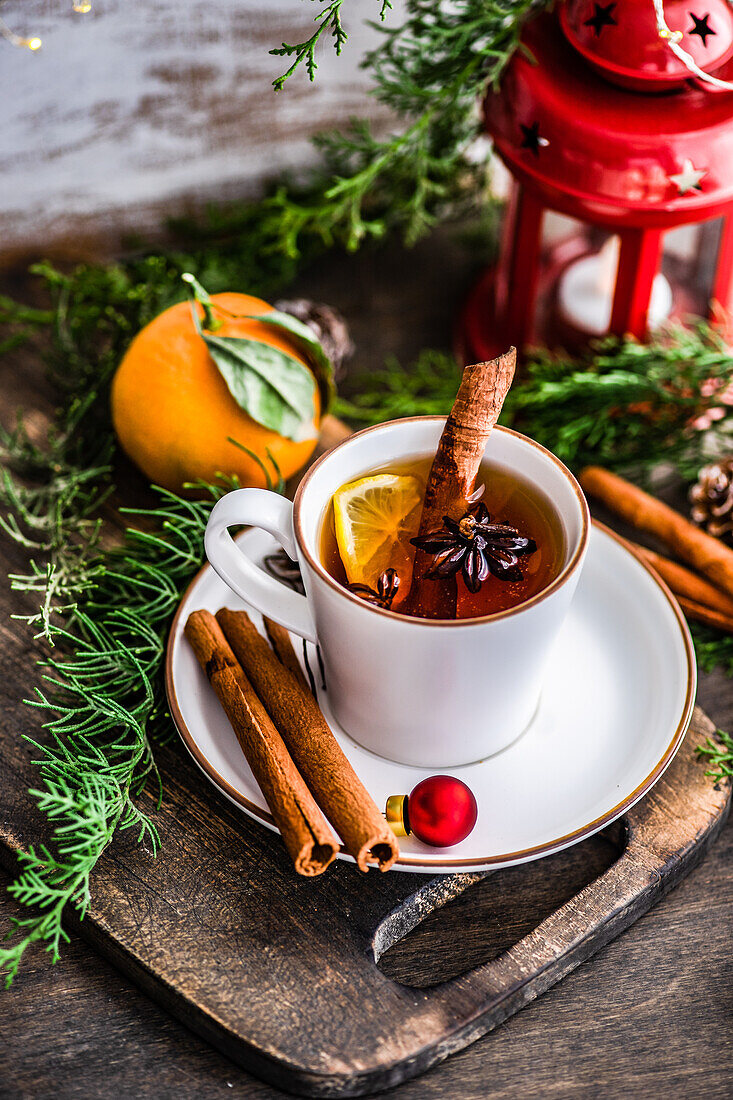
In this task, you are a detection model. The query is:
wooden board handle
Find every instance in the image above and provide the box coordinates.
[360,708,729,1094]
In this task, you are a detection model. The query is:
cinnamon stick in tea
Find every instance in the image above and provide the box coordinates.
[581,465,733,601]
[406,349,517,617]
[216,608,399,872]
[184,610,338,876]
[628,541,733,617]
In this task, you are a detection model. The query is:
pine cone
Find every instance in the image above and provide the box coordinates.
[689,458,733,541]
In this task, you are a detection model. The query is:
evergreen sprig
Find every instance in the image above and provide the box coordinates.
[334,348,462,423]
[693,624,733,679]
[271,0,393,90]
[0,482,233,987]
[0,400,112,641]
[336,327,733,481]
[695,727,733,784]
[264,1,543,252]
[503,327,733,481]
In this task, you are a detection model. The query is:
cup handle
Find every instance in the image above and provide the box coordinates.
[204,489,317,642]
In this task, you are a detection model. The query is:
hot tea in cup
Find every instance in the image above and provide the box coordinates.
[320,457,566,620]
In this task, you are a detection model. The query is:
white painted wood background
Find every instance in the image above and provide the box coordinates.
[0,0,392,259]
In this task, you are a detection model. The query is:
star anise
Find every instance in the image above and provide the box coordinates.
[411,502,536,593]
[347,568,400,609]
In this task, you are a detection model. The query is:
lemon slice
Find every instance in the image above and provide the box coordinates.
[333,474,423,590]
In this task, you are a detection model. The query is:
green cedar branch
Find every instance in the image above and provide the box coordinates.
[271,1,393,91]
[695,727,733,784]
[336,326,733,482]
[0,481,244,988]
[265,0,544,252]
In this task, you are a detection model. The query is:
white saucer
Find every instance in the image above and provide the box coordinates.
[165,523,695,874]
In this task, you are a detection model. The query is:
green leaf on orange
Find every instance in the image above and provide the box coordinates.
[202,333,318,442]
[247,310,336,413]
[183,273,320,442]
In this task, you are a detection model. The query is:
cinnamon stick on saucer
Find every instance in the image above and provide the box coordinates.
[675,596,733,635]
[263,616,312,693]
[216,608,399,873]
[406,349,517,618]
[581,466,733,600]
[628,541,733,617]
[184,610,338,876]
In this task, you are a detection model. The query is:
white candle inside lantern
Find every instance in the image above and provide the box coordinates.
[557,236,673,336]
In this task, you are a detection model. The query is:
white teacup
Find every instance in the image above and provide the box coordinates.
[205,419,589,767]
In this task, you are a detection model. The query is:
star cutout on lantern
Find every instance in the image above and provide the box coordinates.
[688,12,716,46]
[584,2,617,36]
[669,158,707,194]
[519,122,549,157]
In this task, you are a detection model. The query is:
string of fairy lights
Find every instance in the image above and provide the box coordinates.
[1,0,733,90]
[0,1,91,52]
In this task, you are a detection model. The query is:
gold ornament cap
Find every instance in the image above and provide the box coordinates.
[385,794,409,837]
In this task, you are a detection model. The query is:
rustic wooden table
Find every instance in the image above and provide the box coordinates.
[1,235,732,1099]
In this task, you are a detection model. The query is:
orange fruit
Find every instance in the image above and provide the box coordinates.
[111,291,321,491]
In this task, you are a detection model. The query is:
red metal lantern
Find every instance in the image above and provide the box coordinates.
[460,0,733,360]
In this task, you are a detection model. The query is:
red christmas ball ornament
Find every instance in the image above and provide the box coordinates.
[385,776,478,847]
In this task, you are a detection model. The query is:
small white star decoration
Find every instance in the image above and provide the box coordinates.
[669,159,706,195]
